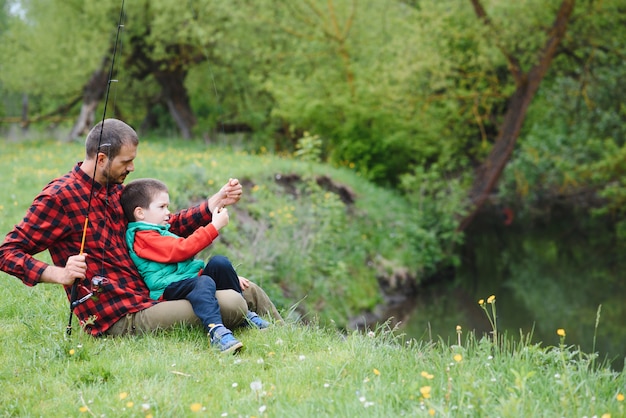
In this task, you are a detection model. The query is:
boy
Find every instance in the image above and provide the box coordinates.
[120,178,269,354]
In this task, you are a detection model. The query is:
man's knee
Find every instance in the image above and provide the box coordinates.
[216,289,247,329]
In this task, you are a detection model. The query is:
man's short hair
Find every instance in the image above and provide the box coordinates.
[85,118,139,159]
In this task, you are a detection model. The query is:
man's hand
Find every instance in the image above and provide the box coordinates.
[238,276,251,291]
[40,254,88,285]
[209,178,242,213]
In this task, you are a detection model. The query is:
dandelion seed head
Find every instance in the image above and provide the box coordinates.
[250,380,263,392]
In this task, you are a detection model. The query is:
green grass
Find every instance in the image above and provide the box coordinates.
[1,138,625,417]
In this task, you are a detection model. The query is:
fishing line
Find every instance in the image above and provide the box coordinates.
[67,0,126,336]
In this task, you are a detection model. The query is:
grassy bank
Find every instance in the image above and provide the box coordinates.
[1,138,624,416]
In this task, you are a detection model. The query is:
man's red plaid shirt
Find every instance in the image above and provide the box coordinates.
[0,163,213,336]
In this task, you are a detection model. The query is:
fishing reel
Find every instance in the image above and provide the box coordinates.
[70,276,110,308]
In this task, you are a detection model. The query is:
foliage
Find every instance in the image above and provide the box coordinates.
[399,161,469,275]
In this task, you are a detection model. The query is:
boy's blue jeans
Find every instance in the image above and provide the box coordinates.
[162,255,244,330]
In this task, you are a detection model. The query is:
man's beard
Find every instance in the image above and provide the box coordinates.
[102,162,128,185]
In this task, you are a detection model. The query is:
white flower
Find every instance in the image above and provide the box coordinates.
[232,382,238,388]
[257,358,264,364]
[250,380,263,392]
[259,405,267,413]
[298,355,306,361]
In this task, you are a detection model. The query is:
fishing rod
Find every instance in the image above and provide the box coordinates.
[66,0,126,336]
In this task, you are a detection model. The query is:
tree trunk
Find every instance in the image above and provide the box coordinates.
[458,0,576,232]
[153,67,196,140]
[67,59,110,142]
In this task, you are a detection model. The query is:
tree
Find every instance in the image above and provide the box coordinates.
[457,0,576,231]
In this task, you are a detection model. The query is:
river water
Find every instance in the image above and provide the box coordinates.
[401,205,626,370]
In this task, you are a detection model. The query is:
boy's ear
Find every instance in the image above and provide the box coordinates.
[133,206,144,221]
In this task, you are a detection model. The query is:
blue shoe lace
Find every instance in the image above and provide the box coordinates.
[246,312,270,329]
[210,325,243,354]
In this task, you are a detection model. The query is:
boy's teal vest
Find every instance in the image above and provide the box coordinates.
[126,222,204,300]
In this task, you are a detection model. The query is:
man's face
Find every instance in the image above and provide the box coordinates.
[100,143,136,185]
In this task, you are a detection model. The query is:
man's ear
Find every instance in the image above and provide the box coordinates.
[133,206,144,221]
[96,152,108,167]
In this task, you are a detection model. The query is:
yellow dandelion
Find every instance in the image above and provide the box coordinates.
[429,408,436,416]
[601,414,611,418]
[126,402,134,408]
[617,393,624,402]
[79,406,88,413]
[453,354,463,362]
[373,368,380,376]
[557,329,566,337]
[190,403,202,412]
[420,371,434,379]
[487,295,496,304]
[419,386,432,399]
[119,392,128,400]
[69,349,75,356]
[478,299,484,306]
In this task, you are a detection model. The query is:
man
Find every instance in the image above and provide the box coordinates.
[0,118,280,337]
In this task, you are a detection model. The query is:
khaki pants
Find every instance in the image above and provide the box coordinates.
[106,282,282,336]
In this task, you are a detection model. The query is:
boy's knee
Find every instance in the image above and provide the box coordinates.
[197,275,217,292]
[208,254,231,270]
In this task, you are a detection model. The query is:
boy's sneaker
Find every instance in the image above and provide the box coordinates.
[246,311,270,330]
[209,324,243,354]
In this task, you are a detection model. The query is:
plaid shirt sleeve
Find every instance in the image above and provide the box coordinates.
[168,200,213,237]
[0,182,74,286]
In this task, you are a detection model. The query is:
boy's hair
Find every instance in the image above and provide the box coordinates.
[85,118,139,159]
[120,178,168,222]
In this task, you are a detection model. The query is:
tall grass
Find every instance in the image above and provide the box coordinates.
[1,138,625,417]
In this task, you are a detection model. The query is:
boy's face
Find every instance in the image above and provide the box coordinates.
[138,191,171,225]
